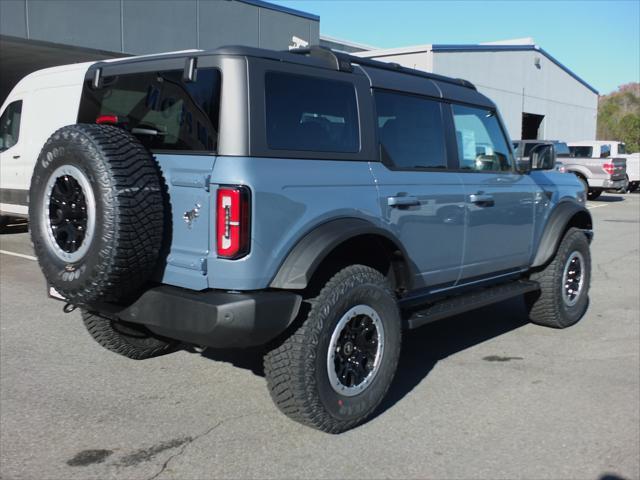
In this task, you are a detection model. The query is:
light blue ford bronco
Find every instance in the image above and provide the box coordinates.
[29,46,592,433]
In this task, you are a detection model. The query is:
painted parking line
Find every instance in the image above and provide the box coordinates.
[0,250,37,261]
[586,203,611,210]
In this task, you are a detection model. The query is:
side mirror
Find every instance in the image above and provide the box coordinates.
[530,144,556,170]
[515,157,532,174]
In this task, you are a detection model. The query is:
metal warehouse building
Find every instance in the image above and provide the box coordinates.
[0,0,319,104]
[0,1,597,143]
[353,38,598,142]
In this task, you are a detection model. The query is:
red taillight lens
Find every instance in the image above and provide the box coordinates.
[96,114,119,125]
[216,186,250,259]
[603,162,615,175]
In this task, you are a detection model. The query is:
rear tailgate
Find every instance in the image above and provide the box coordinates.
[609,157,627,180]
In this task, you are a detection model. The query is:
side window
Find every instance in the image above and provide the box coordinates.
[0,100,23,152]
[569,146,593,158]
[374,90,447,169]
[452,104,513,172]
[600,144,611,158]
[265,72,359,153]
[78,69,221,151]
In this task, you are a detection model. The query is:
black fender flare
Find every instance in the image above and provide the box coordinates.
[269,218,415,289]
[531,201,593,268]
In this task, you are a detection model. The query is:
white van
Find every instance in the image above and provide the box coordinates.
[0,63,94,222]
[0,51,200,225]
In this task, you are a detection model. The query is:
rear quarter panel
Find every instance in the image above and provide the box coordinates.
[206,157,381,291]
[153,155,381,291]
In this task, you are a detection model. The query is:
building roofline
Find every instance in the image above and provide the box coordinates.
[356,43,598,95]
[319,34,378,51]
[236,0,319,21]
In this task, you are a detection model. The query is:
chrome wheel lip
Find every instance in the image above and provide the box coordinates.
[562,250,585,307]
[327,304,385,397]
[42,165,96,263]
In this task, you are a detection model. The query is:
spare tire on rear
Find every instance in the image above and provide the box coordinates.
[29,124,165,306]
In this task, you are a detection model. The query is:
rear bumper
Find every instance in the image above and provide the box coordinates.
[602,177,627,190]
[94,286,302,349]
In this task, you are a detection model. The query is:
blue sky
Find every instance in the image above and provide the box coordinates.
[271,0,640,95]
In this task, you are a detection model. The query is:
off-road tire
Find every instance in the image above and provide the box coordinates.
[526,227,591,328]
[29,124,165,306]
[82,309,176,360]
[264,265,401,433]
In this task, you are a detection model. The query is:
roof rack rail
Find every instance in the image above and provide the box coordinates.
[350,55,477,91]
[288,46,353,73]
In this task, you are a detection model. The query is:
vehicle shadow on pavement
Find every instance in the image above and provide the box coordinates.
[370,295,530,421]
[0,219,29,235]
[199,345,267,376]
[198,295,530,419]
[592,195,625,202]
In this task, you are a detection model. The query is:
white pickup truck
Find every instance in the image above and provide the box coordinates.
[569,141,639,193]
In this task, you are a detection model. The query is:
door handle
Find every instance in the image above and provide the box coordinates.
[387,196,420,207]
[469,194,495,206]
[12,154,20,159]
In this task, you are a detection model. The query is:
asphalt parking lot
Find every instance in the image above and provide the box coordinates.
[1,193,639,480]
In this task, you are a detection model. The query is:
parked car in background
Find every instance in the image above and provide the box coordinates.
[559,155,627,200]
[568,140,627,159]
[624,153,640,192]
[568,140,636,194]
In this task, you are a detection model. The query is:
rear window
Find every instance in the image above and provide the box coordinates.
[78,68,221,152]
[264,72,359,153]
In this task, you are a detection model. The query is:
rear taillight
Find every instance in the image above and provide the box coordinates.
[603,162,615,175]
[216,186,250,259]
[96,114,119,125]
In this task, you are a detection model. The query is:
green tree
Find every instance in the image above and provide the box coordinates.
[597,83,640,152]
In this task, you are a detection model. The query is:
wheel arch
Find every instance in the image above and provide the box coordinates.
[531,201,593,268]
[269,218,416,294]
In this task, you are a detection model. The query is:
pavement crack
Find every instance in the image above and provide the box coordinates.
[144,422,221,480]
[143,411,269,480]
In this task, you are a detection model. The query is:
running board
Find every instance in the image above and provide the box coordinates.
[406,280,539,329]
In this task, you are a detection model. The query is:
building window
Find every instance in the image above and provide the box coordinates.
[265,72,360,153]
[452,104,513,172]
[374,90,447,170]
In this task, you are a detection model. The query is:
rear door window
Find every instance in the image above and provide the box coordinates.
[265,72,359,153]
[374,90,447,169]
[0,100,22,152]
[452,104,513,171]
[78,69,221,152]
